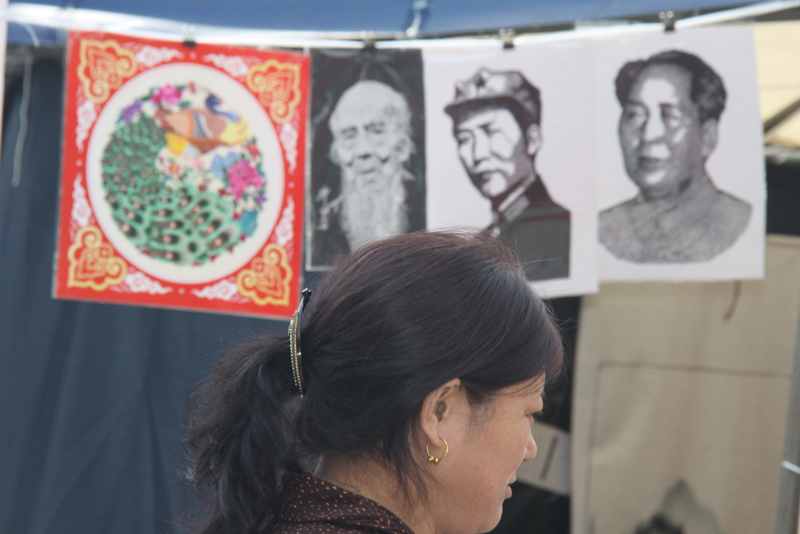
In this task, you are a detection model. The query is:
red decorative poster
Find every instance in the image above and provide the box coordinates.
[54,31,309,318]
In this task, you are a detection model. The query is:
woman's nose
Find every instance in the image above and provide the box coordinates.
[523,431,537,462]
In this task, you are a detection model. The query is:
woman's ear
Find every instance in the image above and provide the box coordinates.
[419,378,462,445]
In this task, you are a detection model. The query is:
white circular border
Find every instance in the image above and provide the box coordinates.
[86,63,285,285]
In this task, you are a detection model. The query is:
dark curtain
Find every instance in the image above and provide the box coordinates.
[765,160,800,236]
[0,48,284,534]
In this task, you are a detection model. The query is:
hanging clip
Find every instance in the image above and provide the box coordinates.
[182,24,197,47]
[499,28,515,50]
[659,11,676,32]
[361,31,376,50]
[406,0,431,38]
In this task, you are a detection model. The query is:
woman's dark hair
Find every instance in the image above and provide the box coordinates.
[185,230,564,534]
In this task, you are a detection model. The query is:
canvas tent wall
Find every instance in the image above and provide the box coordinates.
[3,2,800,534]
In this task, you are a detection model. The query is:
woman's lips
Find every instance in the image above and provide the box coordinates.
[505,477,516,498]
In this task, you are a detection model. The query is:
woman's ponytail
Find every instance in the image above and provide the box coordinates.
[185,335,300,534]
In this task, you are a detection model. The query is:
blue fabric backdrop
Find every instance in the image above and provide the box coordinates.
[7,0,755,44]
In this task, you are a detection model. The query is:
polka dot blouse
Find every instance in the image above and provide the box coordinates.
[269,473,416,534]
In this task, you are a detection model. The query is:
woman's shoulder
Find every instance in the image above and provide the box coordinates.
[269,520,374,534]
[267,473,415,534]
[269,521,380,534]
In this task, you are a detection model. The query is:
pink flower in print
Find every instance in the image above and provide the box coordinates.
[165,161,183,178]
[152,85,183,107]
[246,143,260,161]
[227,160,263,200]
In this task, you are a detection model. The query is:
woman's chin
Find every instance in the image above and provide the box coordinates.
[481,506,505,533]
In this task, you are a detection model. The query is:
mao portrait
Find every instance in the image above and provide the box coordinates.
[600,50,751,263]
[308,50,426,269]
[445,68,570,281]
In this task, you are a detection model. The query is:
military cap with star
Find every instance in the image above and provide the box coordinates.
[444,68,541,127]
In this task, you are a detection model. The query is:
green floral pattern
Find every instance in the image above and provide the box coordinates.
[101,83,268,265]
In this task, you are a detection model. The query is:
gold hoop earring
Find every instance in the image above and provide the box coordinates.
[426,437,449,464]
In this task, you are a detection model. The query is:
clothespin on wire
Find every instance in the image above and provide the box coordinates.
[660,10,676,32]
[499,28,516,49]
[361,31,376,50]
[182,24,197,47]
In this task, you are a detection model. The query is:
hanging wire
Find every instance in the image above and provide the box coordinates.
[11,50,34,188]
[8,0,800,50]
[18,22,40,48]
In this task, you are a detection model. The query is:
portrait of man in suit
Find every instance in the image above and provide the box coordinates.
[600,50,751,263]
[445,68,571,281]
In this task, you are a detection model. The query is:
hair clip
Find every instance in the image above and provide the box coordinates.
[289,288,312,396]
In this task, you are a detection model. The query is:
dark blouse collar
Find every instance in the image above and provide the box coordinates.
[275,473,416,534]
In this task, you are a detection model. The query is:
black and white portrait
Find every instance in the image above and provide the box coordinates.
[631,481,723,534]
[600,50,750,263]
[595,28,764,280]
[582,362,783,533]
[425,43,598,297]
[307,49,426,270]
[444,68,571,282]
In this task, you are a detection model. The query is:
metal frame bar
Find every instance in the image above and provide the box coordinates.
[7,0,800,49]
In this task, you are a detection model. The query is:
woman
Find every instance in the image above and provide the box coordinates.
[185,230,564,534]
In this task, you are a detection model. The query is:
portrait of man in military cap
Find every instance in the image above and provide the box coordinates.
[445,68,571,281]
[599,50,751,263]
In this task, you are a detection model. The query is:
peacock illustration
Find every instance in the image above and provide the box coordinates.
[155,94,251,155]
[101,113,243,266]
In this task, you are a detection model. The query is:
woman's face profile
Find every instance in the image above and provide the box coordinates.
[433,376,544,534]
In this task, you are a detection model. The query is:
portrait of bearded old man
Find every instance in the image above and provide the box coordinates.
[599,50,751,263]
[445,68,571,281]
[312,80,421,265]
